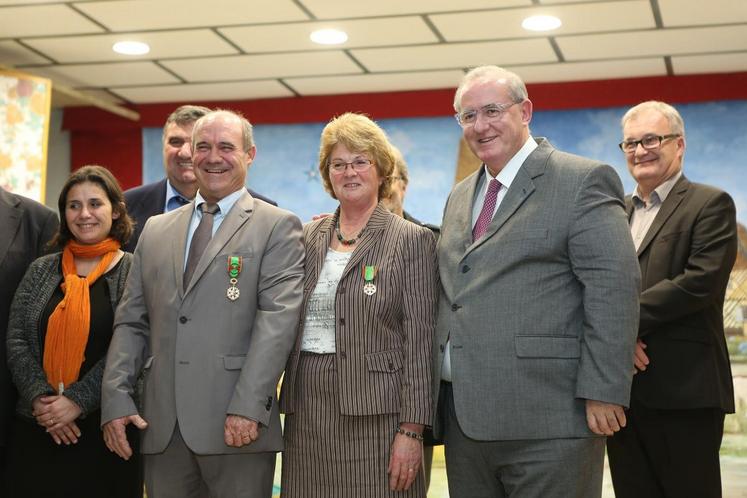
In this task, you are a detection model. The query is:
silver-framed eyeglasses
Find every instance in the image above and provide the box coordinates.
[619,134,680,153]
[455,101,519,127]
[329,158,374,174]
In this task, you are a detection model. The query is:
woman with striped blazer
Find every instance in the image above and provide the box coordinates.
[279,113,438,497]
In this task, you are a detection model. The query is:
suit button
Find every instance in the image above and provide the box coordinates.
[462,265,470,273]
[340,351,347,359]
[265,397,272,411]
[178,360,189,365]
[439,344,445,352]
[388,361,394,371]
[179,316,188,324]
[339,286,346,293]
[339,318,345,326]
[451,304,461,311]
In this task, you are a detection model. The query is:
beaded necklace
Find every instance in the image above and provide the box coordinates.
[335,218,364,246]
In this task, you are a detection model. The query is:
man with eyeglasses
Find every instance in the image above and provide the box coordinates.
[432,65,640,498]
[607,101,737,498]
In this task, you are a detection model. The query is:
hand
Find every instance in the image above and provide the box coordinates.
[224,415,259,448]
[32,395,81,431]
[311,213,332,221]
[585,400,626,436]
[633,339,649,374]
[103,414,148,460]
[48,421,82,445]
[387,424,423,491]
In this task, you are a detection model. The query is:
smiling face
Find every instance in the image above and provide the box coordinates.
[329,143,382,209]
[459,79,532,176]
[163,121,198,198]
[65,181,119,245]
[192,113,255,204]
[623,108,684,198]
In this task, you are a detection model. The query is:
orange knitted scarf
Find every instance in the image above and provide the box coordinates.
[43,237,120,393]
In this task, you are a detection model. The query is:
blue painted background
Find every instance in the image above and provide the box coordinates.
[142,100,747,224]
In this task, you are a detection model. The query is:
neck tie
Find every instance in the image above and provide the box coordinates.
[183,203,219,291]
[472,178,501,242]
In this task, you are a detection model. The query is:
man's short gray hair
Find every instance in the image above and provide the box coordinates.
[454,65,528,112]
[192,109,255,152]
[621,101,685,137]
[163,105,211,140]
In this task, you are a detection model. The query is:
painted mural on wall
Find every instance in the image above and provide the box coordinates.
[0,70,51,202]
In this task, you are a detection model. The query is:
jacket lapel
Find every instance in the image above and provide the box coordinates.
[184,191,254,296]
[452,171,481,254]
[307,215,335,289]
[171,204,194,297]
[0,189,22,268]
[636,176,689,257]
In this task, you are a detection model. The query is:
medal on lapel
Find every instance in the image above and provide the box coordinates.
[226,256,242,301]
[362,265,378,296]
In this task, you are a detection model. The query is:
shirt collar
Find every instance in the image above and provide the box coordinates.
[193,188,244,216]
[481,136,538,188]
[632,170,682,208]
[165,179,192,211]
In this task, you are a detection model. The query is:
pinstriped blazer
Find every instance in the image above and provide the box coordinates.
[280,204,438,426]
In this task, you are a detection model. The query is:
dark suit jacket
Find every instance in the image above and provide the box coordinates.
[627,175,737,412]
[123,178,277,252]
[403,210,441,237]
[280,204,438,425]
[0,188,58,447]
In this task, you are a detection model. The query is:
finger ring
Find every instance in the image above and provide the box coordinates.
[408,468,414,472]
[49,418,55,425]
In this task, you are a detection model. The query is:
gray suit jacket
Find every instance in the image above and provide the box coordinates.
[102,191,305,455]
[433,138,640,441]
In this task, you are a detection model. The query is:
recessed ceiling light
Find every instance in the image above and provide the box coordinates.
[522,15,562,32]
[112,41,150,55]
[310,28,348,45]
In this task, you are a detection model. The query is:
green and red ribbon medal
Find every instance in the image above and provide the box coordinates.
[362,265,378,296]
[226,256,242,301]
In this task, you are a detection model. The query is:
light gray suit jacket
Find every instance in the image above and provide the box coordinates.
[433,138,640,441]
[102,192,305,455]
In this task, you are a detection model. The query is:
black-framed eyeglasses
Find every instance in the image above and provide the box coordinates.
[455,101,519,127]
[619,134,680,153]
[329,158,374,174]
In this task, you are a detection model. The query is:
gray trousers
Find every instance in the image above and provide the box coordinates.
[441,382,605,498]
[144,424,275,498]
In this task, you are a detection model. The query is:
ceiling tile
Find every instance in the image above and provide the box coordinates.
[510,58,666,84]
[52,88,124,108]
[25,62,179,88]
[660,0,747,27]
[672,52,747,75]
[557,25,747,61]
[286,70,464,95]
[161,51,361,82]
[301,0,529,19]
[430,0,654,41]
[74,0,309,30]
[0,4,104,37]
[351,39,556,72]
[537,0,608,3]
[0,41,51,65]
[220,16,438,53]
[22,30,238,64]
[111,80,294,104]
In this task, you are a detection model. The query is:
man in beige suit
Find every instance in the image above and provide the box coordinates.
[102,110,305,497]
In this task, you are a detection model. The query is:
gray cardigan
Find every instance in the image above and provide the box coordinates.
[6,251,132,419]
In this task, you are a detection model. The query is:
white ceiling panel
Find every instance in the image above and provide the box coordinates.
[300,0,530,19]
[0,41,51,65]
[74,0,309,31]
[111,80,294,104]
[510,57,666,84]
[538,0,608,3]
[0,1,68,4]
[352,39,556,72]
[220,16,438,53]
[286,69,464,95]
[431,0,654,41]
[27,62,179,88]
[660,0,747,27]
[22,30,238,64]
[0,4,103,37]
[51,88,124,107]
[162,51,361,82]
[558,25,747,61]
[672,52,747,75]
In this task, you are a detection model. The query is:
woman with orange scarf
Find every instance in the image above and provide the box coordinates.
[5,165,141,498]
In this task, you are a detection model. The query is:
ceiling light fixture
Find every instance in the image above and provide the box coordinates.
[310,28,348,45]
[522,15,562,32]
[112,41,150,55]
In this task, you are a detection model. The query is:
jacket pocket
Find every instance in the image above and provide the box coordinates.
[223,354,247,370]
[515,335,580,359]
[365,349,403,373]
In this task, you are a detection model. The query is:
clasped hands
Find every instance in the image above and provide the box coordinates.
[32,394,82,445]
